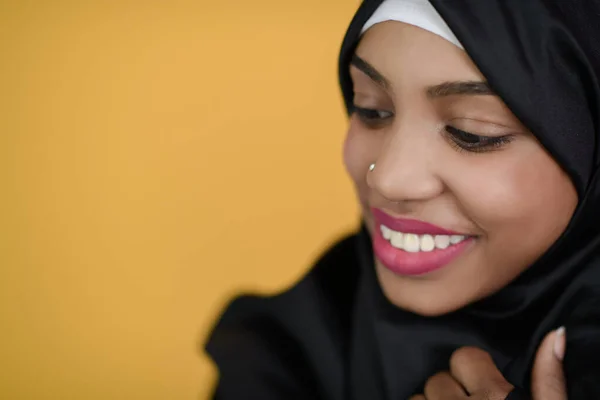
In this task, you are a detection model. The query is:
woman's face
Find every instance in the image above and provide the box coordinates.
[344,22,578,316]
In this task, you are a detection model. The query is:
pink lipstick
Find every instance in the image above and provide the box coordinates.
[371,208,474,276]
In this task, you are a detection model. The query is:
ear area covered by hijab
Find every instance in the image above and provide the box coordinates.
[205,1,600,399]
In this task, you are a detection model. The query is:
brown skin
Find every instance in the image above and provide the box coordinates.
[343,22,578,316]
[409,329,567,399]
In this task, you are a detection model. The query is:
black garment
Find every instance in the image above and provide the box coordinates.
[206,226,600,399]
[206,1,600,398]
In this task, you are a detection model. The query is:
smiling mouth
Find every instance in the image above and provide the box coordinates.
[370,208,476,276]
[379,224,469,252]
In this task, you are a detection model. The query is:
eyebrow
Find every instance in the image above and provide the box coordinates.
[351,54,390,89]
[426,81,495,97]
[350,54,496,97]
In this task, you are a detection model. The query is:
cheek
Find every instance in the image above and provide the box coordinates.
[343,120,384,211]
[343,121,374,183]
[453,148,577,247]
[343,125,367,210]
[342,123,363,181]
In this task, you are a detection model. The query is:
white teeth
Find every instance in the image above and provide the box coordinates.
[420,234,435,252]
[403,234,420,253]
[381,225,392,240]
[434,235,450,249]
[390,231,404,249]
[450,235,466,244]
[379,224,468,251]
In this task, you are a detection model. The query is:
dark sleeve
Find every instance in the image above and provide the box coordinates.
[564,298,600,400]
[505,388,531,400]
[206,297,322,399]
[204,233,361,400]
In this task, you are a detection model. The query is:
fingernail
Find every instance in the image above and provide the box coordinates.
[553,326,566,361]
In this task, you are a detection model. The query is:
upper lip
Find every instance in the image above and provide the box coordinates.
[371,208,466,236]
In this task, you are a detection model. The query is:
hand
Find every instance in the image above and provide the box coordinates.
[409,327,567,399]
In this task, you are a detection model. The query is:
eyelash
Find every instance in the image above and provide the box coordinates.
[354,106,393,126]
[353,106,514,153]
[443,126,514,153]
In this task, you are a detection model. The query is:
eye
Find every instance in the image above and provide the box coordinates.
[444,125,514,153]
[353,106,394,128]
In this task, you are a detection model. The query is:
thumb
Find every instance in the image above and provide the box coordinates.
[531,327,567,400]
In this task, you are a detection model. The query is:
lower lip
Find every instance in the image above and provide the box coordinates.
[372,226,474,276]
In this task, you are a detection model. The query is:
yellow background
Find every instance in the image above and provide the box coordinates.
[1,1,359,399]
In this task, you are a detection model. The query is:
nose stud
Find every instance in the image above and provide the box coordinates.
[369,163,376,172]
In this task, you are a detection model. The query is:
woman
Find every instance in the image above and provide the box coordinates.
[205,0,600,398]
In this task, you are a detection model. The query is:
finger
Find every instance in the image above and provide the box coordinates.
[532,327,567,400]
[408,395,426,400]
[450,347,514,396]
[424,371,466,399]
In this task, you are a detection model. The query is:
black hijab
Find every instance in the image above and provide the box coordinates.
[206,1,600,398]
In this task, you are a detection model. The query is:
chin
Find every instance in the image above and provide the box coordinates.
[374,261,472,317]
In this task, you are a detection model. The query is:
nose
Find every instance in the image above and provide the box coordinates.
[367,120,444,203]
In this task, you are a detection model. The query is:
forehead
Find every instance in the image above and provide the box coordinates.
[355,21,485,86]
